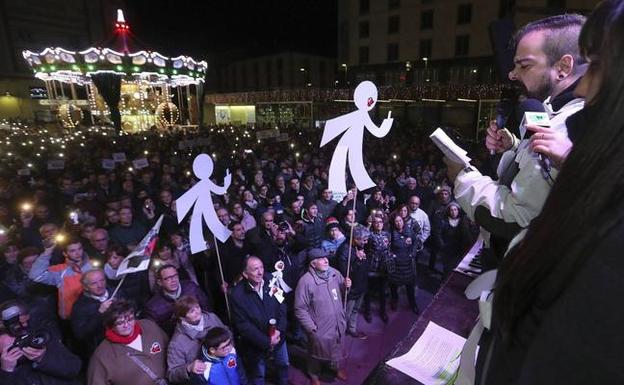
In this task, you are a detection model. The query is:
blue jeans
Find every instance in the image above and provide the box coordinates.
[246,342,289,385]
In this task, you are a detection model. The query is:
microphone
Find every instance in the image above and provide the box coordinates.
[491,86,519,155]
[519,98,552,176]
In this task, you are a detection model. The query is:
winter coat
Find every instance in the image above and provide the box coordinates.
[144,280,211,335]
[315,198,337,221]
[294,266,347,362]
[108,221,148,250]
[190,348,245,385]
[366,230,392,276]
[298,215,324,249]
[0,330,82,385]
[87,319,169,385]
[336,242,368,299]
[70,288,118,357]
[229,277,287,362]
[167,312,226,384]
[29,251,93,320]
[388,228,417,286]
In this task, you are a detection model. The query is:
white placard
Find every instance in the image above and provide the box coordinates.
[47,159,65,170]
[132,158,149,169]
[320,80,393,194]
[101,159,115,170]
[112,152,127,162]
[176,153,232,253]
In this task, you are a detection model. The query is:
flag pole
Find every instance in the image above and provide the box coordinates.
[213,235,232,321]
[111,274,127,298]
[344,188,358,310]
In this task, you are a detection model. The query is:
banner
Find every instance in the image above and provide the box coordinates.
[116,215,163,276]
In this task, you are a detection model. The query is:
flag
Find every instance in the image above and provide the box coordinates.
[116,215,163,277]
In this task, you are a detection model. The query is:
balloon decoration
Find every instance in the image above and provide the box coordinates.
[58,103,83,128]
[156,101,179,129]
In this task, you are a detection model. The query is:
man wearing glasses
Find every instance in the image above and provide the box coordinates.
[144,264,211,335]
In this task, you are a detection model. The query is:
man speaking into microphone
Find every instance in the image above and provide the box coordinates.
[444,14,587,265]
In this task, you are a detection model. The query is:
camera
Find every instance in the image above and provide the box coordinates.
[2,305,50,351]
[9,330,50,351]
[278,221,289,231]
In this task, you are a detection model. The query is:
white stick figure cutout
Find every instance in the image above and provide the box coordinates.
[321,80,393,194]
[176,153,232,253]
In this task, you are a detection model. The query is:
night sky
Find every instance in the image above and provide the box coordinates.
[123,0,338,63]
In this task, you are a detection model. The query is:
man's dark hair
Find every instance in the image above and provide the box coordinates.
[202,326,232,350]
[227,221,242,231]
[18,247,40,264]
[513,14,587,67]
[156,263,177,279]
[62,236,83,251]
[102,299,135,328]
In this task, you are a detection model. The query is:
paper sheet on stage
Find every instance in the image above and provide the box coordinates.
[429,128,471,167]
[386,321,467,385]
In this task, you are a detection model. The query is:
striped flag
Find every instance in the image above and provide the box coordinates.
[116,215,163,277]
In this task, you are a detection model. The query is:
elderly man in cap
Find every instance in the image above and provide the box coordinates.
[294,248,351,385]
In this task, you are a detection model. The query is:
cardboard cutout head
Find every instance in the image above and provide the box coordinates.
[354,81,378,111]
[193,153,214,180]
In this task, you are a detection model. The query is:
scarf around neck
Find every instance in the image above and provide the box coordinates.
[105,322,142,344]
[313,268,330,281]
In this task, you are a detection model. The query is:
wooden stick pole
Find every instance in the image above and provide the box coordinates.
[214,235,232,321]
[343,188,358,310]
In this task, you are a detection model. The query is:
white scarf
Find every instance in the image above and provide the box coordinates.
[164,285,182,300]
[181,315,205,332]
[449,218,460,227]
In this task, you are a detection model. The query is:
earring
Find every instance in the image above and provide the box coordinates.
[558,74,565,80]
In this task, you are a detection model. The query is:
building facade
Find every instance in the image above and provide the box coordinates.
[338,0,601,86]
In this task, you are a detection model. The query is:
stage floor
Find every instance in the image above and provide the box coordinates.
[287,260,444,385]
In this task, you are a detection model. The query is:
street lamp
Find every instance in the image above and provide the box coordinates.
[341,63,348,86]
[300,67,308,87]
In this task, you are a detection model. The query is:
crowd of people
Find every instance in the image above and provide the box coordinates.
[3,0,622,383]
[0,90,478,384]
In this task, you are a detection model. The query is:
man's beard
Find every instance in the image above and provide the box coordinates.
[518,75,553,102]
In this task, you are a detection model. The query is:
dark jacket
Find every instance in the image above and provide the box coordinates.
[144,280,211,335]
[298,215,324,249]
[70,288,118,356]
[388,228,417,285]
[219,239,253,285]
[108,221,148,250]
[0,331,82,385]
[229,276,287,361]
[336,242,369,299]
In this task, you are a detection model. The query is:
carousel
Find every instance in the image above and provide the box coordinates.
[22,9,206,132]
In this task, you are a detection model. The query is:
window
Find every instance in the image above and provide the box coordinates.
[266,60,272,87]
[389,0,400,9]
[388,16,400,34]
[421,10,434,30]
[455,35,470,56]
[276,58,283,86]
[419,39,432,59]
[359,21,370,39]
[359,46,369,64]
[457,4,472,24]
[360,0,370,14]
[387,43,399,62]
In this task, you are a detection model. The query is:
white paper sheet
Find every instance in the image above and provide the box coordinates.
[429,128,471,167]
[386,321,467,385]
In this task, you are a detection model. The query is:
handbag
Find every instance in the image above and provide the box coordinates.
[383,250,397,275]
[126,352,168,385]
